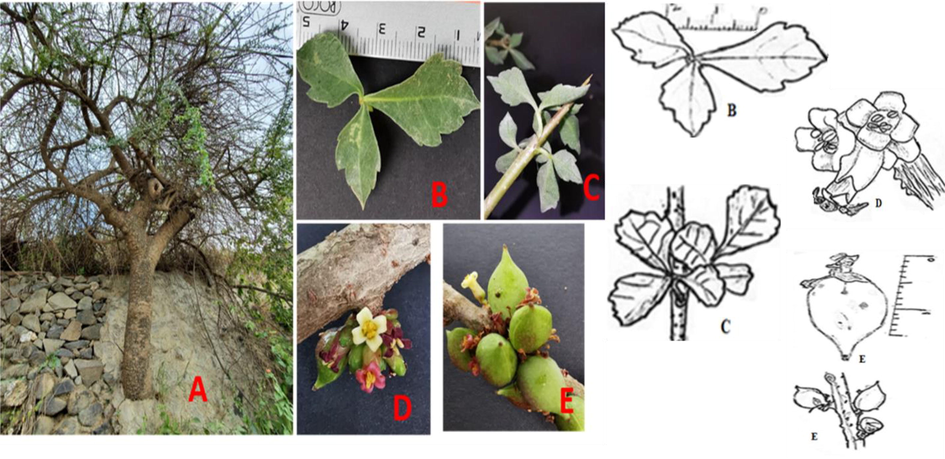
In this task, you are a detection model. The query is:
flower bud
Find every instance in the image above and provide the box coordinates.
[853,381,886,412]
[793,386,828,410]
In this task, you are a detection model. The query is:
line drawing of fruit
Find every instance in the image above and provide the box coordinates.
[801,253,888,360]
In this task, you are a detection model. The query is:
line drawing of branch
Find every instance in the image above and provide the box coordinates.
[794,372,886,450]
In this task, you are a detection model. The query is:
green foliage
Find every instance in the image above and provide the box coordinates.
[176,106,214,190]
[484,17,534,70]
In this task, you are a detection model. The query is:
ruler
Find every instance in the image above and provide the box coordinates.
[665,4,768,31]
[888,254,941,338]
[296,2,481,68]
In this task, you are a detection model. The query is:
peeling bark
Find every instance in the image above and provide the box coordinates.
[296,224,430,344]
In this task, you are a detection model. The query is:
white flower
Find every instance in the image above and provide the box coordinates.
[351,307,387,352]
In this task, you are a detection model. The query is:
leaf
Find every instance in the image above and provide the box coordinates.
[335,106,380,209]
[537,162,559,212]
[700,22,827,92]
[716,263,753,295]
[496,149,517,173]
[485,46,505,65]
[364,54,480,147]
[297,33,364,108]
[487,67,537,109]
[671,222,717,268]
[612,12,692,68]
[498,112,518,149]
[660,61,716,137]
[614,211,675,272]
[681,265,725,307]
[610,273,671,326]
[538,84,589,110]
[853,382,886,412]
[509,32,523,48]
[718,186,781,258]
[485,17,502,38]
[552,150,583,184]
[560,104,582,154]
[509,48,535,71]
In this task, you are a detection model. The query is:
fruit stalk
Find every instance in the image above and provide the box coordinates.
[665,186,689,341]
[825,372,862,450]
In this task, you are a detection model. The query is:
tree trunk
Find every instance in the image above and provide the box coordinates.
[121,253,156,400]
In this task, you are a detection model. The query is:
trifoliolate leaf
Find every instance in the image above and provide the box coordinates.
[670,222,718,269]
[485,17,502,38]
[298,33,364,108]
[681,265,725,307]
[661,62,716,137]
[364,54,480,147]
[699,22,827,92]
[552,150,583,184]
[716,263,753,295]
[537,161,559,212]
[538,84,589,111]
[560,104,582,154]
[509,32,523,48]
[488,67,537,109]
[615,211,675,272]
[612,12,693,68]
[718,186,781,258]
[496,149,518,173]
[499,112,518,148]
[485,46,506,65]
[335,105,380,209]
[508,48,535,71]
[610,273,670,326]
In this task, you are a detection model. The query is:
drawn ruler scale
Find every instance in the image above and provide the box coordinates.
[888,254,942,338]
[295,2,481,67]
[665,4,768,31]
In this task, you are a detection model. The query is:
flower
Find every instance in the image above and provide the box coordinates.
[841,92,920,166]
[381,326,412,358]
[352,307,387,352]
[355,361,386,394]
[795,108,855,172]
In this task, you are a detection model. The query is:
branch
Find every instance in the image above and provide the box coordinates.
[230,284,291,303]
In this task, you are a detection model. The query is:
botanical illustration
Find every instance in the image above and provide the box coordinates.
[794,373,887,450]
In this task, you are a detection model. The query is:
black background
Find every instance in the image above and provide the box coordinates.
[442,224,584,430]
[296,55,481,220]
[297,224,431,435]
[484,3,605,220]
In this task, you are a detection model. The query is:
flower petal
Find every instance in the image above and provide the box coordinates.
[844,99,876,128]
[795,127,820,152]
[374,373,386,389]
[373,315,387,334]
[837,144,885,192]
[812,150,842,172]
[351,326,366,345]
[887,138,920,162]
[857,127,891,151]
[809,108,839,131]
[367,334,383,352]
[881,150,898,170]
[356,307,373,326]
[873,91,906,112]
[890,112,918,142]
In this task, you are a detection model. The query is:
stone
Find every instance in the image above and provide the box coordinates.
[74,275,87,283]
[59,277,74,288]
[43,338,64,355]
[81,324,102,340]
[79,348,93,359]
[64,339,89,350]
[34,415,56,435]
[21,314,41,333]
[19,329,37,343]
[75,283,90,290]
[68,387,94,415]
[60,320,82,341]
[1,379,28,407]
[20,288,48,313]
[64,359,78,378]
[77,309,97,325]
[63,309,76,319]
[79,402,104,427]
[40,312,55,322]
[47,325,64,339]
[2,298,20,316]
[9,312,22,326]
[77,296,93,311]
[41,397,67,415]
[92,421,111,435]
[32,372,57,400]
[56,348,74,362]
[74,359,104,384]
[53,416,79,435]
[70,292,84,301]
[54,378,76,396]
[93,289,108,301]
[49,291,78,310]
[90,282,100,291]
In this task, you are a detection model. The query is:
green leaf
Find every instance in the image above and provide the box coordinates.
[552,150,583,184]
[538,84,589,110]
[485,17,502,38]
[485,46,505,65]
[335,106,380,209]
[509,48,535,70]
[496,149,518,173]
[364,54,480,147]
[681,265,725,306]
[499,112,518,148]
[509,32,523,48]
[487,67,536,110]
[717,186,781,258]
[609,273,670,326]
[537,162,559,212]
[297,33,363,108]
[560,104,582,153]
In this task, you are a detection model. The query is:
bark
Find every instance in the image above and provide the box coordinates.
[665,186,689,341]
[296,224,430,344]
[121,252,156,400]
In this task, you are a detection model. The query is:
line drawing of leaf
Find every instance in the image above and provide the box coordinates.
[612,12,693,68]
[681,265,725,307]
[660,61,716,137]
[699,22,828,92]
[615,210,675,272]
[716,263,753,295]
[718,186,781,258]
[671,222,718,269]
[610,273,671,326]
[537,161,559,212]
[335,105,380,209]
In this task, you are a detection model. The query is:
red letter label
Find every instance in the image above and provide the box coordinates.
[432,181,448,208]
[394,394,412,421]
[584,174,600,201]
[189,376,207,402]
[560,387,574,414]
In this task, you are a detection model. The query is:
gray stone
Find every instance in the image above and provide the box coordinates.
[79,402,104,427]
[79,348,93,359]
[80,324,102,340]
[47,325,64,339]
[64,339,89,350]
[34,415,56,435]
[18,329,37,343]
[42,338,64,355]
[77,309,97,325]
[41,396,67,415]
[1,379,28,407]
[77,296,93,311]
[68,387,94,415]
[49,291,78,310]
[53,416,79,435]
[40,312,55,322]
[64,359,78,378]
[59,277,74,287]
[56,348,73,361]
[74,359,104,384]
[2,298,20,316]
[70,292,84,301]
[21,314,41,333]
[93,289,108,301]
[54,378,76,396]
[32,372,57,400]
[74,275,87,283]
[20,288,48,313]
[8,312,21,326]
[75,283,91,290]
[63,309,77,319]
[60,320,82,341]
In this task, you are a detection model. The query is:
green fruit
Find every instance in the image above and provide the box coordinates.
[497,383,532,410]
[347,343,364,373]
[509,305,553,353]
[555,395,584,431]
[488,245,529,320]
[518,355,567,414]
[446,327,475,372]
[384,353,407,376]
[475,333,518,387]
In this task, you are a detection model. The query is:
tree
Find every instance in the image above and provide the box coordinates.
[1,3,293,400]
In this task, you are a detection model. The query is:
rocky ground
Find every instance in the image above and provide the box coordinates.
[1,273,116,434]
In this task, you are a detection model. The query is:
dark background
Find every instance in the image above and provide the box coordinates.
[442,224,584,430]
[484,3,605,220]
[296,57,481,220]
[297,224,431,435]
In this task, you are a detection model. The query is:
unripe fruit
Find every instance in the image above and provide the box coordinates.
[509,304,553,353]
[488,245,529,320]
[348,343,364,371]
[446,327,475,372]
[385,354,407,376]
[518,355,567,414]
[805,276,887,360]
[555,395,584,431]
[475,333,518,387]
[496,383,532,410]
